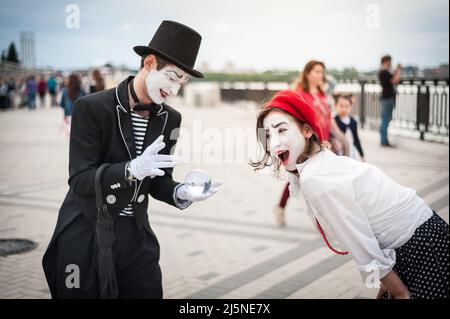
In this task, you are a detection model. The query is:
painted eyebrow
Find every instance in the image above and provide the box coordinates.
[167,70,183,79]
[271,122,288,128]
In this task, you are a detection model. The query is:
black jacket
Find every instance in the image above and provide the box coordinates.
[42,76,187,297]
[334,115,364,157]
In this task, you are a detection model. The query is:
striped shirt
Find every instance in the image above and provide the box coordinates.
[120,111,149,216]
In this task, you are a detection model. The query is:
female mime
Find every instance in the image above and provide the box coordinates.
[251,89,449,299]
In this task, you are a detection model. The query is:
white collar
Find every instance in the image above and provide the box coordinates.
[340,115,351,125]
[285,150,323,198]
[294,150,322,176]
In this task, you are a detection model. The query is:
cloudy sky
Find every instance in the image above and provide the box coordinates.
[0,0,448,71]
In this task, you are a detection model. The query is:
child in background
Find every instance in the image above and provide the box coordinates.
[333,93,365,161]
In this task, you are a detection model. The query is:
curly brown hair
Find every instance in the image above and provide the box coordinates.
[294,60,326,94]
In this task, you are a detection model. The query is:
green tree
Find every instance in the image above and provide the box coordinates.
[6,42,19,64]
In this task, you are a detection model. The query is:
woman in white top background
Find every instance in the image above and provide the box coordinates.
[250,89,449,299]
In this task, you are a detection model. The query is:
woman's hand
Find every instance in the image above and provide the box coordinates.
[377,282,411,299]
[392,290,411,299]
[376,282,388,299]
[380,270,411,299]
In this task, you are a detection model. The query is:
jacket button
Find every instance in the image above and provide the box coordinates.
[137,194,145,203]
[106,195,116,204]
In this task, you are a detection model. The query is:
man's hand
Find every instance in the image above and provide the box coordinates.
[129,135,177,180]
[176,181,222,202]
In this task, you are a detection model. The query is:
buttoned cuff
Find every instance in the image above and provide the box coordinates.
[173,183,193,210]
[357,249,396,284]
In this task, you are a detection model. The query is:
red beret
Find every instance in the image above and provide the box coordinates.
[264,89,324,142]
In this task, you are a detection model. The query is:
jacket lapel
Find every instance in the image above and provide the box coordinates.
[133,106,169,198]
[115,77,171,204]
[116,77,170,201]
[116,76,170,159]
[118,110,136,158]
[115,76,136,159]
[142,105,168,151]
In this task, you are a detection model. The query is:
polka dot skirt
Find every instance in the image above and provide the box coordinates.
[383,211,449,299]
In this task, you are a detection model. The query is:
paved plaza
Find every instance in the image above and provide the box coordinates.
[0,103,448,299]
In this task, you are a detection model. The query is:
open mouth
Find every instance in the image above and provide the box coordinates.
[276,150,290,165]
[160,89,169,99]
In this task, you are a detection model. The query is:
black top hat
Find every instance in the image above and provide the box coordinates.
[134,20,204,78]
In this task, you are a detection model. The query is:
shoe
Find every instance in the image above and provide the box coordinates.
[273,206,286,227]
[381,142,396,148]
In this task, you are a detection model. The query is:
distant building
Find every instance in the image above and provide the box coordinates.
[423,64,449,78]
[20,31,36,68]
[183,82,221,107]
[199,61,211,73]
[402,66,420,77]
[222,61,236,73]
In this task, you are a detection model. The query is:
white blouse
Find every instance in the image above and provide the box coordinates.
[287,149,433,282]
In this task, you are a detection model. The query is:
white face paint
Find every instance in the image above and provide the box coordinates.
[145,64,188,104]
[263,110,306,171]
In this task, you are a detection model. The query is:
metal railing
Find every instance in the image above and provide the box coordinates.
[336,78,449,141]
[218,78,449,142]
[0,61,41,80]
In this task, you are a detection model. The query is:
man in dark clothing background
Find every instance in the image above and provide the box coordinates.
[378,55,402,147]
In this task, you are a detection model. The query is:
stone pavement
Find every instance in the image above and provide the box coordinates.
[0,103,448,299]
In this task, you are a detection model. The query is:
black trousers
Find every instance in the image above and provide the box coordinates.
[55,213,162,298]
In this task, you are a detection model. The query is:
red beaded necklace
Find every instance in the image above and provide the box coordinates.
[315,218,349,255]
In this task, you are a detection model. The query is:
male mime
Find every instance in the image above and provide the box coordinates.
[42,20,219,298]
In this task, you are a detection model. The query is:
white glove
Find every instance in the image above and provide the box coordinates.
[176,181,222,202]
[129,135,177,180]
